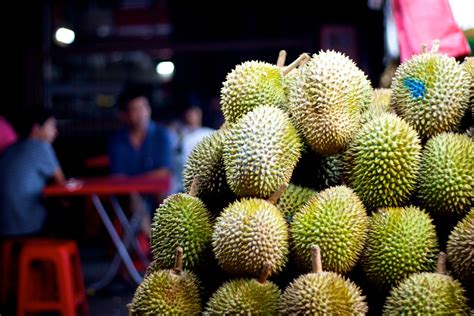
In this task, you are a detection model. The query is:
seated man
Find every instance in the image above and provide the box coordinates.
[0,107,65,237]
[108,86,174,235]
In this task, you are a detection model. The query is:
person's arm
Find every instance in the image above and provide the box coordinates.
[52,167,65,184]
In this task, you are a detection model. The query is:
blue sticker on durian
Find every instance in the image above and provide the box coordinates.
[403,77,426,100]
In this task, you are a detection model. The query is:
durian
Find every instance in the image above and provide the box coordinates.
[289,50,372,155]
[151,180,213,269]
[390,41,470,139]
[360,88,393,125]
[204,263,280,315]
[383,252,470,315]
[418,132,473,216]
[447,209,474,284]
[223,105,302,198]
[291,186,368,274]
[129,247,201,315]
[212,192,289,277]
[362,206,438,289]
[278,245,368,315]
[182,129,232,200]
[276,183,316,222]
[344,113,421,209]
[220,61,286,125]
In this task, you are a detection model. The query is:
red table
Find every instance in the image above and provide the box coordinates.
[44,175,171,292]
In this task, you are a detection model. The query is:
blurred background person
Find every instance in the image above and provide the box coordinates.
[172,103,214,193]
[0,107,64,237]
[108,84,174,238]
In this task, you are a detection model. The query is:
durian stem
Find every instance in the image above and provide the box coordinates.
[282,53,310,76]
[267,183,288,205]
[436,251,447,275]
[258,262,272,284]
[430,39,440,53]
[174,246,184,275]
[189,177,200,197]
[127,303,132,316]
[311,245,323,273]
[421,44,428,53]
[277,50,287,67]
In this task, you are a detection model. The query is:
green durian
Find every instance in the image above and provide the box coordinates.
[447,209,474,284]
[220,61,287,125]
[289,50,372,155]
[362,206,438,289]
[212,198,289,277]
[276,183,316,222]
[390,46,470,139]
[130,248,201,315]
[418,133,473,216]
[291,186,368,274]
[345,113,421,209]
[278,246,368,315]
[151,191,212,269]
[223,105,302,198]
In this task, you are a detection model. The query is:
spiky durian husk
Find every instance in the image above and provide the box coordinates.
[390,52,470,139]
[361,88,393,125]
[289,50,372,155]
[223,106,302,198]
[204,279,280,315]
[291,186,368,274]
[212,198,289,277]
[362,206,438,289]
[463,57,474,107]
[130,270,201,315]
[383,273,469,315]
[151,194,212,269]
[278,272,368,315]
[182,129,232,199]
[447,209,474,284]
[344,113,421,209]
[220,61,287,125]
[276,183,316,222]
[418,133,473,215]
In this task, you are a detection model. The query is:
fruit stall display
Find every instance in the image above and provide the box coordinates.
[128,42,473,315]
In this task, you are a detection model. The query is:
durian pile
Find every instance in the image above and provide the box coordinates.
[129,41,473,315]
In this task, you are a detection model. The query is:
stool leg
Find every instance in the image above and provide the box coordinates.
[16,251,31,316]
[72,245,89,315]
[1,241,14,305]
[58,250,76,316]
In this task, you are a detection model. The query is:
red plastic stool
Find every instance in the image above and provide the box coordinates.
[17,240,88,316]
[1,238,52,306]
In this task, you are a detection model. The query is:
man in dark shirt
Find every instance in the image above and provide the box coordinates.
[108,86,173,236]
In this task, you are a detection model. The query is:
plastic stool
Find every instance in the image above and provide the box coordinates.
[1,238,52,306]
[17,240,88,316]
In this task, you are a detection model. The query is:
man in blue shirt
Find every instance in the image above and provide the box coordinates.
[108,86,174,237]
[0,108,65,236]
[108,88,173,178]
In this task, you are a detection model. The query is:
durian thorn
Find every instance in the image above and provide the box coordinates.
[436,251,447,275]
[258,262,272,284]
[267,183,288,205]
[311,245,323,273]
[282,53,310,76]
[421,44,428,53]
[430,39,440,53]
[189,177,200,197]
[173,246,184,275]
[277,50,287,67]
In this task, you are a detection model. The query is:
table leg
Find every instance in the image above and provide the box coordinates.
[109,196,150,265]
[89,195,143,289]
